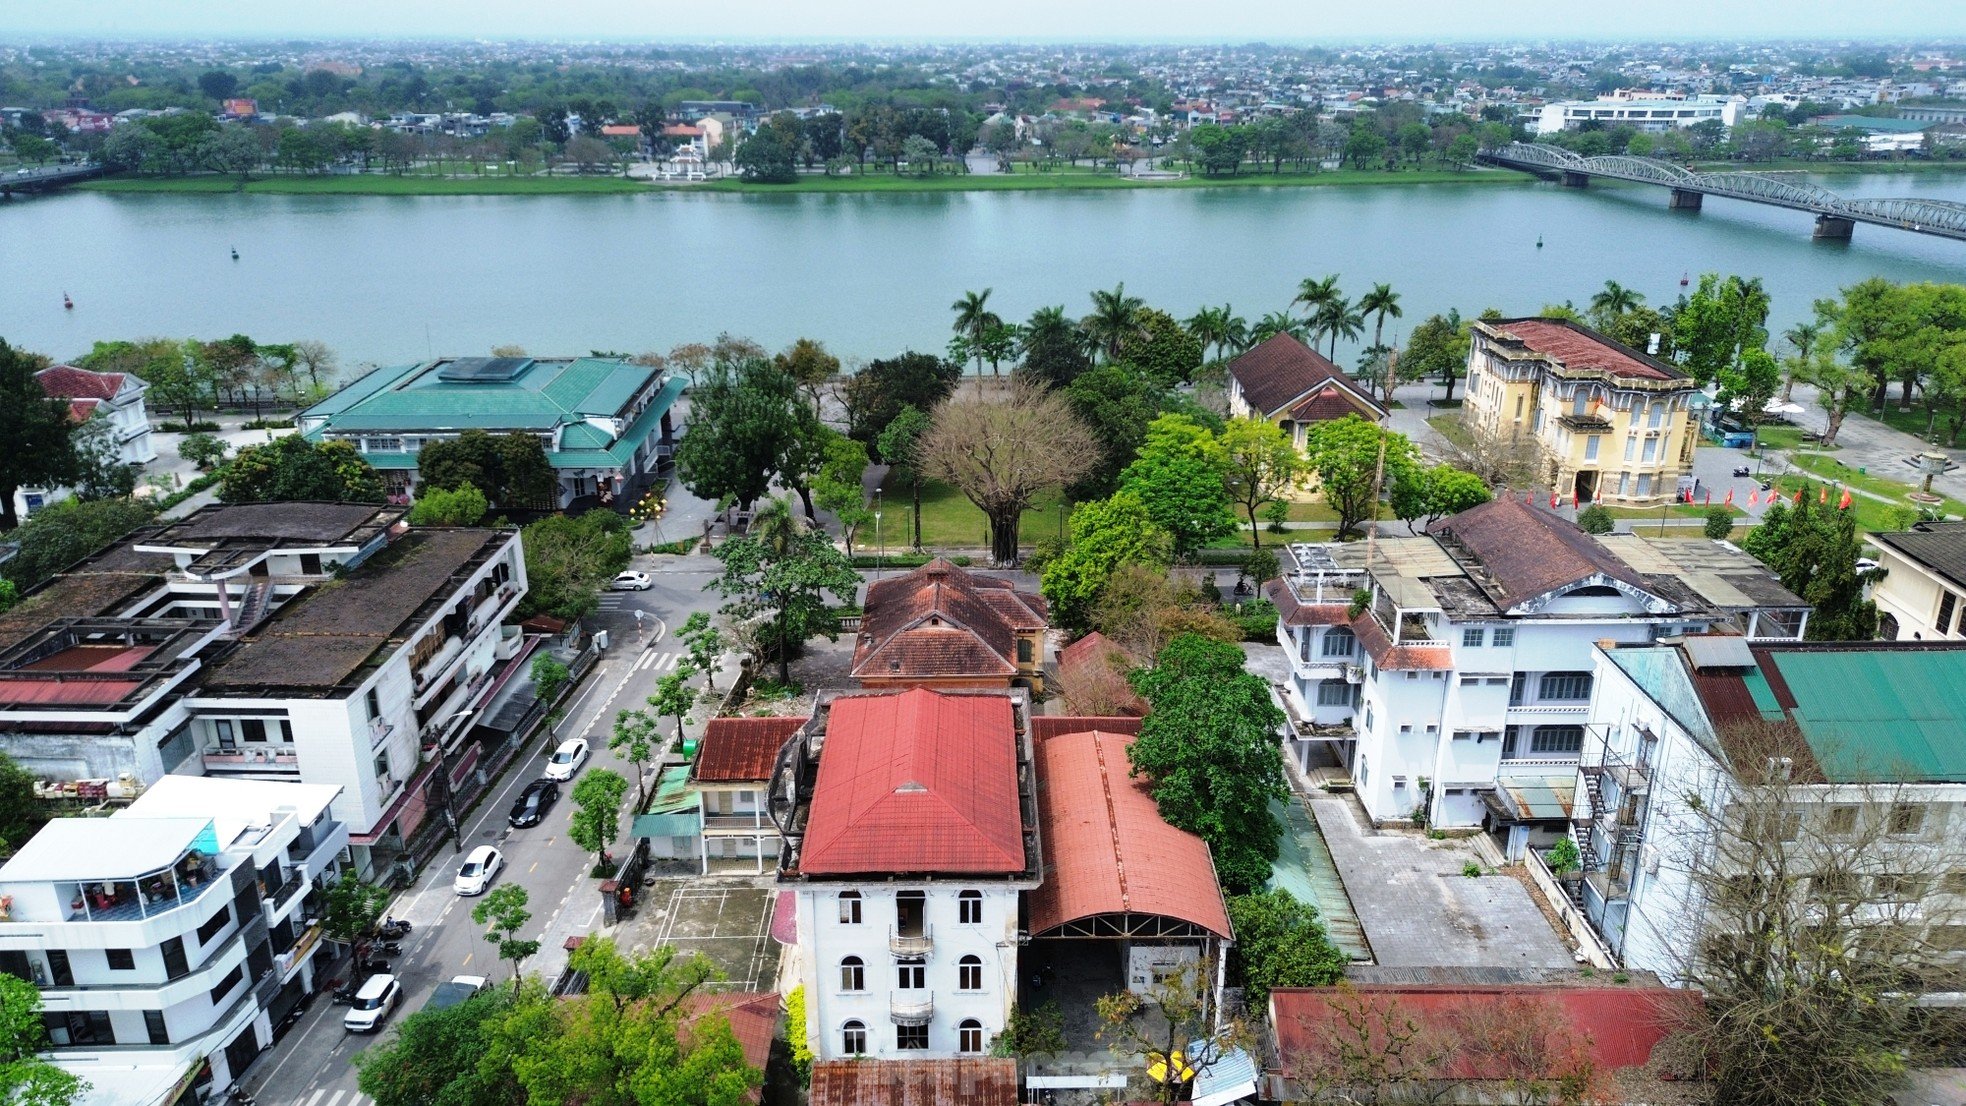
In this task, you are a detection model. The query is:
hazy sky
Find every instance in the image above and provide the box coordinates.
[6,0,1966,42]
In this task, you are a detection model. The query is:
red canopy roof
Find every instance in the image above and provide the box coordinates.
[693,716,806,782]
[797,689,1024,875]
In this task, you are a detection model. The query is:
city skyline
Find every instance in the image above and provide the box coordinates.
[7,0,1966,43]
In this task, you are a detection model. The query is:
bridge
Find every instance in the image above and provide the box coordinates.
[1477,142,1966,243]
[0,163,105,197]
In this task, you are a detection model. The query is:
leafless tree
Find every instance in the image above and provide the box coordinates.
[1284,983,1455,1105]
[1053,640,1141,716]
[1095,955,1254,1106]
[1090,564,1239,660]
[917,381,1097,566]
[1436,411,1546,490]
[1644,718,1966,1106]
[289,339,338,394]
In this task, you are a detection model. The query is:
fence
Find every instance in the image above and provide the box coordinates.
[1521,846,1620,970]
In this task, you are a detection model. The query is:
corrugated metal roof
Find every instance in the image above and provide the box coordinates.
[1764,649,1966,782]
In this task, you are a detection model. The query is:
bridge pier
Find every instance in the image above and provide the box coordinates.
[1668,189,1703,211]
[1561,171,1590,189]
[1812,214,1855,241]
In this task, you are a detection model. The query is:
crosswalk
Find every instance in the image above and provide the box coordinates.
[596,594,629,610]
[631,649,686,673]
[287,1090,373,1106]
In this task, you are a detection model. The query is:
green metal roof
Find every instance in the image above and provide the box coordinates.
[1758,650,1966,783]
[300,357,658,434]
[632,765,703,837]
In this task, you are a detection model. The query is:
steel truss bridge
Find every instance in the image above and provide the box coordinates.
[1477,142,1966,242]
[0,164,104,197]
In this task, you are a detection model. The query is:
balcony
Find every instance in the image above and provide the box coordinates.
[1505,702,1589,719]
[889,991,934,1025]
[203,748,299,772]
[702,811,768,832]
[889,926,933,958]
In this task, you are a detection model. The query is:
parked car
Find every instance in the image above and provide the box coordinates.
[610,570,653,591]
[422,975,489,1013]
[453,845,504,896]
[342,973,401,1033]
[508,779,560,828]
[543,738,590,782]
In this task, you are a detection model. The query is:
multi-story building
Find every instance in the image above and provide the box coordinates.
[684,716,807,874]
[0,502,529,879]
[1533,93,1747,134]
[850,560,1048,692]
[1461,317,1700,507]
[777,688,1040,1061]
[297,355,684,509]
[0,776,347,1106]
[1573,638,1966,981]
[1869,520,1966,641]
[13,364,155,520]
[1263,495,1809,830]
[1225,334,1386,450]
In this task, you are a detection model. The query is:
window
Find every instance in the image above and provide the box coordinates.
[1641,437,1659,463]
[841,1021,867,1055]
[959,1019,985,1054]
[1316,682,1356,707]
[1356,756,1369,789]
[1538,671,1593,701]
[1814,870,1859,901]
[1017,638,1033,664]
[1404,670,1418,681]
[897,1024,929,1050]
[196,904,231,946]
[1452,730,1477,741]
[897,963,925,989]
[837,891,862,925]
[364,687,381,720]
[1585,435,1600,461]
[144,1010,169,1046]
[839,957,865,992]
[958,890,982,925]
[1624,435,1637,462]
[1648,402,1664,429]
[1875,874,1927,901]
[1462,628,1486,648]
[160,938,187,981]
[1889,803,1927,836]
[1939,592,1959,635]
[959,955,984,991]
[1322,628,1356,657]
[1493,627,1515,647]
[241,719,266,743]
[46,950,72,987]
[1637,474,1654,497]
[209,964,243,1006]
[49,1011,113,1046]
[105,949,134,971]
[1298,628,1313,662]
[1826,805,1858,836]
[1399,724,1413,734]
[1745,809,1802,842]
[1530,726,1585,755]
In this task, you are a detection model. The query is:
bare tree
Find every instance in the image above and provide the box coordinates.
[289,339,338,395]
[1091,564,1240,660]
[1285,984,1455,1105]
[1446,993,1609,1106]
[917,381,1097,565]
[1053,640,1141,716]
[1437,411,1546,490]
[1646,718,1966,1106]
[1095,955,1254,1106]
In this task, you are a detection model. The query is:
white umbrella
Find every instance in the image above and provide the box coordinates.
[1762,400,1806,415]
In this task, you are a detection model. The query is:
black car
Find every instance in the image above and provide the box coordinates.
[508,779,559,828]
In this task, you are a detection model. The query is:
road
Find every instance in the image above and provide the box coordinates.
[244,552,725,1106]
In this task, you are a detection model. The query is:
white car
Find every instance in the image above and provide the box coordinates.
[543,738,590,782]
[453,845,504,896]
[342,973,401,1033]
[610,570,653,591]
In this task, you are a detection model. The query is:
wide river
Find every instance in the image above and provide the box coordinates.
[6,171,1966,370]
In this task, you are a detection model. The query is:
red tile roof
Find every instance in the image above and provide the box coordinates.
[797,689,1025,875]
[1029,728,1232,938]
[65,398,102,423]
[1430,496,1651,612]
[1228,334,1384,420]
[1348,611,1454,671]
[1491,318,1685,383]
[1030,715,1142,742]
[35,364,128,402]
[851,559,1045,684]
[810,1059,1019,1106]
[1287,383,1385,423]
[682,991,779,1103]
[693,716,806,782]
[1052,632,1147,716]
[1263,579,1354,628]
[1271,984,1699,1080]
[599,124,642,137]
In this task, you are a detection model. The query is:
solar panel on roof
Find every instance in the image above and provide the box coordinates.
[436,356,534,382]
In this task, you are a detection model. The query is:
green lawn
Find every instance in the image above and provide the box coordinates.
[1779,452,1966,519]
[885,481,1071,552]
[81,173,649,196]
[1426,413,1477,452]
[1846,401,1966,446]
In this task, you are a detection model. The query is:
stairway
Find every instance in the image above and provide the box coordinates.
[223,581,275,639]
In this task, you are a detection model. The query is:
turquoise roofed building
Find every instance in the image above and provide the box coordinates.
[297,355,685,510]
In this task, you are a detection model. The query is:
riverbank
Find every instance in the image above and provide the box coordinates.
[78,165,1523,197]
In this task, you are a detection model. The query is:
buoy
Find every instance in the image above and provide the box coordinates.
[1536,236,1544,249]
[1679,271,1689,286]
[62,292,73,310]
[230,248,239,260]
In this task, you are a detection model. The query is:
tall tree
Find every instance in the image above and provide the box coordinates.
[1302,416,1419,539]
[514,511,633,621]
[568,769,630,874]
[918,382,1099,566]
[471,884,541,989]
[1402,311,1470,402]
[0,339,80,530]
[876,404,932,551]
[1083,283,1147,364]
[0,975,87,1106]
[1225,888,1347,1004]
[673,355,803,512]
[608,708,660,810]
[353,983,523,1106]
[838,351,963,447]
[1391,463,1492,531]
[1291,274,1343,324]
[1587,279,1645,328]
[1740,493,1877,640]
[0,753,43,860]
[1095,957,1255,1106]
[1118,413,1236,559]
[1217,417,1304,551]
[1313,295,1366,361]
[1114,308,1205,389]
[1128,633,1288,893]
[708,496,859,682]
[1017,305,1093,390]
[1039,490,1174,634]
[1358,282,1404,356]
[218,435,384,504]
[950,289,1000,378]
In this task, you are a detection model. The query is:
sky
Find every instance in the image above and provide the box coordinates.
[5,0,1966,43]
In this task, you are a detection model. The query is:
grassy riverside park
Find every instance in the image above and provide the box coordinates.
[78,164,1520,197]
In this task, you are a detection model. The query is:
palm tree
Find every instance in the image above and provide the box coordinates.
[1251,310,1310,344]
[1184,305,1231,361]
[1780,320,1821,402]
[1084,283,1146,364]
[1292,274,1342,320]
[747,496,803,684]
[1222,310,1251,354]
[951,288,999,376]
[1313,295,1364,361]
[1360,282,1403,351]
[1588,280,1644,327]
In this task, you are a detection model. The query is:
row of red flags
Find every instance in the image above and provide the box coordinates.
[1528,486,1853,510]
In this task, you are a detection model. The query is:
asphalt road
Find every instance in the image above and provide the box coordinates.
[245,553,725,1106]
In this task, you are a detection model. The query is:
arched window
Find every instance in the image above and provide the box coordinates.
[957,889,983,925]
[959,1019,984,1054]
[839,956,864,992]
[1322,627,1357,657]
[837,890,862,925]
[842,1020,867,1055]
[958,954,983,991]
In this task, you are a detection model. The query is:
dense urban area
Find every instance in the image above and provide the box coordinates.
[3,29,1966,1106]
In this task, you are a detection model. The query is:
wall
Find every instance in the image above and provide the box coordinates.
[1872,548,1962,641]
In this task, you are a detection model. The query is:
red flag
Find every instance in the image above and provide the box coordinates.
[1820,486,1829,504]
[1550,492,1559,509]
[1748,490,1759,507]
[1793,488,1803,506]
[1704,490,1712,506]
[1839,489,1853,510]
[1572,490,1579,509]
[1525,490,1533,504]
[1724,489,1734,506]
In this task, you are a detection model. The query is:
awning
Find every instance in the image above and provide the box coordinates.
[1489,776,1576,821]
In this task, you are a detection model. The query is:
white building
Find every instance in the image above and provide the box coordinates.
[0,502,528,880]
[1869,520,1966,642]
[1533,94,1747,135]
[0,776,347,1106]
[1263,496,1809,832]
[1574,638,1966,981]
[779,689,1040,1061]
[14,364,155,520]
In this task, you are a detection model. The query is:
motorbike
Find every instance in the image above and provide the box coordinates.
[372,940,403,956]
[358,956,393,973]
[1731,465,1752,478]
[331,982,361,1005]
[377,917,412,940]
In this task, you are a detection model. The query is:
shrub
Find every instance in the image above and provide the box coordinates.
[1577,504,1615,534]
[786,986,813,1086]
[1547,836,1581,875]
[1462,861,1484,877]
[159,420,221,433]
[177,433,229,470]
[645,538,695,556]
[1703,505,1734,540]
[1231,598,1279,640]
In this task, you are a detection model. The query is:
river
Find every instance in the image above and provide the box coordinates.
[6,171,1966,370]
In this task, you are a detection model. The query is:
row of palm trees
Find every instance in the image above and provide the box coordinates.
[950,276,1406,378]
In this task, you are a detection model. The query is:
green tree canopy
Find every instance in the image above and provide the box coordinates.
[569,769,631,871]
[1118,414,1236,559]
[1391,463,1491,530]
[472,884,542,987]
[219,435,384,504]
[1225,888,1347,1004]
[1127,634,1287,893]
[1218,417,1305,551]
[1063,364,1165,499]
[0,753,44,862]
[416,430,555,510]
[0,975,86,1106]
[708,497,860,682]
[1402,312,1470,402]
[673,356,804,511]
[839,351,963,447]
[1302,416,1418,539]
[0,339,80,530]
[0,498,157,593]
[1741,493,1877,640]
[354,985,523,1106]
[1114,307,1205,389]
[1040,490,1174,634]
[408,482,490,527]
[515,511,632,621]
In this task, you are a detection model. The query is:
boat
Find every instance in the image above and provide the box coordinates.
[230,247,239,260]
[1679,271,1689,286]
[62,292,72,310]
[1535,236,1543,249]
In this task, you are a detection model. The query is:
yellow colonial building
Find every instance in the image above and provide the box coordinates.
[1462,317,1699,506]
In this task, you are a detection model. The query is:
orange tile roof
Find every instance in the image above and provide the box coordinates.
[35,364,126,402]
[1228,333,1383,419]
[797,690,1024,875]
[1492,317,1685,383]
[692,716,806,782]
[1028,727,1231,938]
[682,991,778,1103]
[851,559,1044,683]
